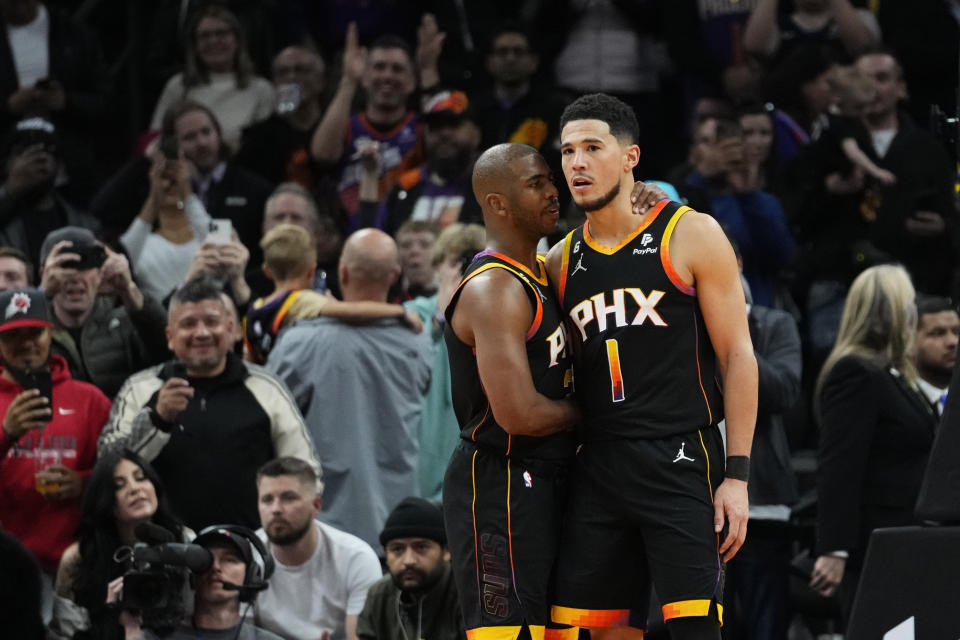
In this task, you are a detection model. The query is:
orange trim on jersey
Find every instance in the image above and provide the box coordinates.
[662,600,723,624]
[482,250,549,286]
[466,626,523,640]
[397,167,423,190]
[271,290,303,334]
[470,448,483,617]
[693,322,714,425]
[358,111,417,141]
[543,627,579,640]
[470,403,491,442]
[660,206,695,295]
[551,606,633,627]
[582,199,670,255]
[697,429,715,500]
[454,262,545,341]
[506,462,518,606]
[558,230,575,304]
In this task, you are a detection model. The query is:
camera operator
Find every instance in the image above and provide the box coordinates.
[50,449,189,640]
[39,227,169,400]
[0,287,110,613]
[107,526,283,640]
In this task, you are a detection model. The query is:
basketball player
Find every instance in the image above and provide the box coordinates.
[442,142,579,640]
[547,94,758,639]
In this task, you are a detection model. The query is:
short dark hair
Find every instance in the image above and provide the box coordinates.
[560,93,640,145]
[487,21,535,55]
[369,34,414,68]
[917,294,957,319]
[257,456,322,493]
[170,276,226,309]
[0,246,33,285]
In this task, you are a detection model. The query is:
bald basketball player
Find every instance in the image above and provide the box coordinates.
[442,143,580,640]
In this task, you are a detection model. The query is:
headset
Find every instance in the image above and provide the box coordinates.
[194,524,275,603]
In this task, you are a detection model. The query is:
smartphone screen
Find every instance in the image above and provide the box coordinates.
[207,219,233,244]
[22,368,53,420]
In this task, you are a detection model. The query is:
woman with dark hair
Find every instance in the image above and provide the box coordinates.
[149,5,274,150]
[763,43,836,165]
[738,102,781,192]
[49,450,189,640]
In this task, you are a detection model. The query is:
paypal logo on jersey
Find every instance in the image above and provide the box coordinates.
[633,233,658,255]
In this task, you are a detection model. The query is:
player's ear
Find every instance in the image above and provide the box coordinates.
[485,193,508,217]
[623,144,641,172]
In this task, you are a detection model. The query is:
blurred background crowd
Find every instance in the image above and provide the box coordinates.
[0,1,958,639]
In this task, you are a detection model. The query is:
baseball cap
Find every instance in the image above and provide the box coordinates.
[39,226,98,268]
[7,117,58,154]
[379,497,446,546]
[0,288,52,332]
[421,90,473,125]
[194,527,253,566]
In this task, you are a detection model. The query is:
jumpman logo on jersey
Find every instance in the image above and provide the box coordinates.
[673,442,695,463]
[572,255,588,276]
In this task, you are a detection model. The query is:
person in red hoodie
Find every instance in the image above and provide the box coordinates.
[0,287,110,579]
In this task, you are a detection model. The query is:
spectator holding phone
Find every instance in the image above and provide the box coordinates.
[0,118,99,267]
[0,287,110,593]
[99,277,321,532]
[119,147,211,304]
[38,227,169,400]
[182,219,253,310]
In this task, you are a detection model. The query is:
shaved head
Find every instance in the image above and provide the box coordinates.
[472,143,540,207]
[340,228,401,288]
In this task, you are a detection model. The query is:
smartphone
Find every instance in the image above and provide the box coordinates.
[159,133,179,160]
[170,361,188,379]
[64,244,107,271]
[22,368,53,420]
[207,219,233,244]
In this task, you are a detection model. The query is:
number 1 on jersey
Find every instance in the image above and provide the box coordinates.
[605,339,625,402]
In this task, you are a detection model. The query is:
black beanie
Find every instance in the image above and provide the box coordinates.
[379,497,446,546]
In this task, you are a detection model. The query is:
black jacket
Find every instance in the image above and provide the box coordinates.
[816,356,938,563]
[356,565,465,640]
[747,304,802,508]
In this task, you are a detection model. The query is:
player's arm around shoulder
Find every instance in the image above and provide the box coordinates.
[451,268,579,437]
[673,210,758,560]
[544,240,565,297]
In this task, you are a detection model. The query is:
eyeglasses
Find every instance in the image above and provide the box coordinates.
[196,28,234,42]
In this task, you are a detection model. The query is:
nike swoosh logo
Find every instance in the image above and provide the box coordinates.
[58,408,75,415]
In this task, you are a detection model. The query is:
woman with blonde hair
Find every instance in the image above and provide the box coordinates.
[149,5,274,150]
[809,264,938,622]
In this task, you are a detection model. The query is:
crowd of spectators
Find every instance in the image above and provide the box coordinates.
[0,1,958,639]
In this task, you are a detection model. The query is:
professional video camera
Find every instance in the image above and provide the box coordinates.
[112,522,212,625]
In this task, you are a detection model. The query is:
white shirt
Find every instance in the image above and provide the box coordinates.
[7,4,49,88]
[916,377,948,416]
[255,520,382,640]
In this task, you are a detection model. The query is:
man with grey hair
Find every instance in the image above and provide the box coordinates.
[248,182,344,299]
[267,229,432,551]
[99,276,321,531]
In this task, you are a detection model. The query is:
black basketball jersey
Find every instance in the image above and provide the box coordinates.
[558,200,723,440]
[444,251,576,460]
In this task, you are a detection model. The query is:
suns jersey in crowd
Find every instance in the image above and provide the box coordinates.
[557,200,724,441]
[444,251,576,460]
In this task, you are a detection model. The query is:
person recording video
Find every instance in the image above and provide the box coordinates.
[0,287,110,619]
[107,524,283,640]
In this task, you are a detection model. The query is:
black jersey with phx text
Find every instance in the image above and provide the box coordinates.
[557,200,723,441]
[444,251,576,460]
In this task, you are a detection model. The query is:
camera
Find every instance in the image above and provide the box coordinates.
[113,525,212,622]
[64,244,106,271]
